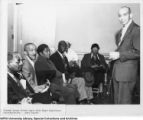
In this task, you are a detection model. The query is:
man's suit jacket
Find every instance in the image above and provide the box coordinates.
[81,53,108,72]
[113,21,140,82]
[22,56,38,90]
[8,73,52,104]
[8,74,28,104]
[35,56,63,86]
[50,51,69,73]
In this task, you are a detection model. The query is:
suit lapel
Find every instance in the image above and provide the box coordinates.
[122,21,134,41]
[56,52,64,65]
[117,21,134,50]
[26,58,35,72]
[24,57,37,85]
[116,30,122,46]
[8,74,27,96]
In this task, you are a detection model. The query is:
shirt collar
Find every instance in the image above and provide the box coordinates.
[57,51,64,58]
[91,53,99,59]
[91,53,93,58]
[26,56,35,68]
[8,71,18,83]
[26,56,34,62]
[123,19,132,30]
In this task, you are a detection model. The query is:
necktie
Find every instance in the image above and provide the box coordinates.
[118,26,125,46]
[62,54,68,69]
[91,55,100,66]
[33,63,38,85]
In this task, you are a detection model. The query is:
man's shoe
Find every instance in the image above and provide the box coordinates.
[79,99,88,104]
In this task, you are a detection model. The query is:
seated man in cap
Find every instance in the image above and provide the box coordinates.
[81,43,108,95]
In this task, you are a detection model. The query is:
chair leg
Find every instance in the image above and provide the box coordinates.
[99,83,103,93]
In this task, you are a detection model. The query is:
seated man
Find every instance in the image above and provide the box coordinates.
[50,40,70,81]
[35,44,79,104]
[7,52,52,104]
[81,43,108,93]
[22,43,47,93]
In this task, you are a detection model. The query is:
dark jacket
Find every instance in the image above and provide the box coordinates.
[50,51,69,73]
[8,72,52,104]
[113,21,140,82]
[35,56,63,86]
[35,56,78,104]
[8,74,28,104]
[81,53,108,73]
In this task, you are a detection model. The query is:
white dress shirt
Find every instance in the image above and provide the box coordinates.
[57,51,64,59]
[118,19,132,46]
[65,48,78,62]
[91,53,100,61]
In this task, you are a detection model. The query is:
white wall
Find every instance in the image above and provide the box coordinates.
[55,3,140,53]
[8,3,14,52]
[21,2,56,52]
[8,1,140,55]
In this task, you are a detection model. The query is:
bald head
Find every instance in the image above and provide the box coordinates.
[8,52,23,72]
[118,6,132,26]
[120,6,131,14]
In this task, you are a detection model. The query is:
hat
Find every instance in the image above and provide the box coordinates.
[91,43,100,50]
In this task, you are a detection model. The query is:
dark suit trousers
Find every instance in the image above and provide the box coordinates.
[31,90,52,104]
[50,83,77,104]
[92,72,105,88]
[113,79,136,104]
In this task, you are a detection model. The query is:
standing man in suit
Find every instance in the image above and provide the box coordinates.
[22,43,47,93]
[81,43,108,93]
[109,6,140,104]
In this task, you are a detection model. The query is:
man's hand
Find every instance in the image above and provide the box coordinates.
[63,83,67,87]
[40,85,50,93]
[20,97,32,104]
[109,52,120,60]
[46,79,50,86]
[34,83,51,93]
[91,64,99,68]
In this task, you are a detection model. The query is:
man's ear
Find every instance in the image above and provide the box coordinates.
[8,62,13,69]
[130,13,133,19]
[39,52,43,56]
[24,51,27,55]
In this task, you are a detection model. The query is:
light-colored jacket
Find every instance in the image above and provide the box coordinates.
[22,56,45,93]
